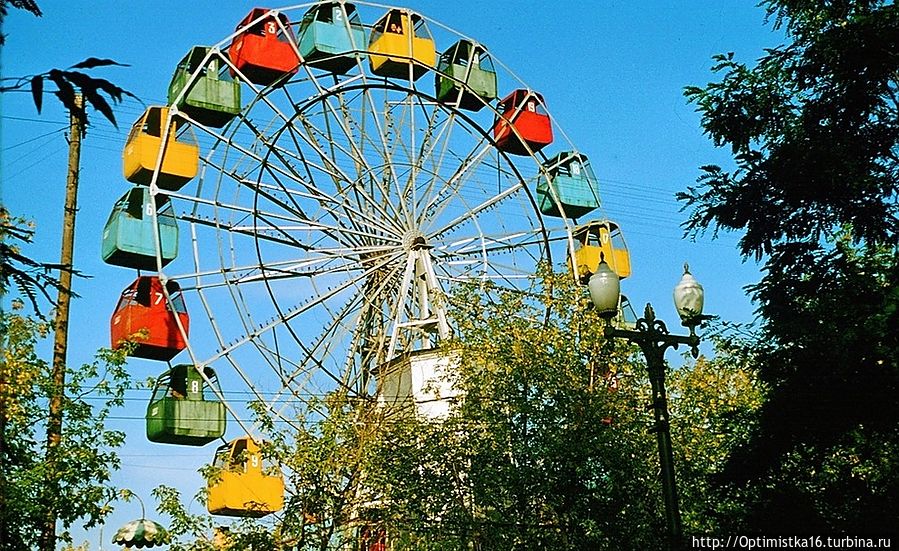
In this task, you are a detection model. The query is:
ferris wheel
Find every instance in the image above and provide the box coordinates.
[104,1,614,447]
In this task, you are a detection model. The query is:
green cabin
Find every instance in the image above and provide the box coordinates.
[435,40,497,112]
[101,187,178,271]
[537,151,601,219]
[168,47,241,128]
[146,364,226,446]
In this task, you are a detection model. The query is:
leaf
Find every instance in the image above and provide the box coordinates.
[69,57,130,70]
[83,76,138,103]
[47,70,77,113]
[83,88,117,128]
[30,75,43,113]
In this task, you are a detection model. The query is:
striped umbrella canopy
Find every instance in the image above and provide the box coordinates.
[112,518,170,548]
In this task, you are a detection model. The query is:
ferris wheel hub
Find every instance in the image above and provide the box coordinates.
[402,230,429,251]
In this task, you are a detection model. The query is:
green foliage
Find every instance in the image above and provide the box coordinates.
[357,270,761,548]
[276,393,381,550]
[0,306,132,549]
[683,0,899,532]
[669,329,767,533]
[153,485,218,551]
[682,2,898,260]
[158,270,766,548]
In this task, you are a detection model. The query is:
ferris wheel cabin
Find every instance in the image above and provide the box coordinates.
[110,276,189,361]
[123,106,198,190]
[297,2,366,75]
[492,89,553,155]
[101,187,178,271]
[207,437,284,517]
[435,40,497,112]
[146,365,226,446]
[571,220,631,282]
[368,9,436,80]
[229,8,299,86]
[537,152,601,219]
[168,47,241,128]
[617,294,638,329]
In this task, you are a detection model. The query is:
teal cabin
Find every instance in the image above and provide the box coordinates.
[168,47,241,128]
[297,2,366,75]
[537,152,601,219]
[146,364,226,446]
[435,40,497,112]
[101,187,178,270]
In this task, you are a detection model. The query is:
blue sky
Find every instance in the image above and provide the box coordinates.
[2,1,783,547]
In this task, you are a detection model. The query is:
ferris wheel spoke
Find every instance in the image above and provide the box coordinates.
[236,257,381,286]
[345,256,408,375]
[428,179,526,241]
[311,86,414,228]
[433,226,550,258]
[297,130,407,241]
[436,256,539,286]
[209,114,403,241]
[242,116,378,244]
[353,86,418,227]
[417,141,495,227]
[177,244,397,291]
[175,187,401,248]
[401,95,450,223]
[201,247,405,367]
[270,114,408,237]
[183,213,309,249]
[279,87,410,231]
[169,252,387,291]
[409,109,460,219]
[262,295,368,420]
[260,250,407,404]
[374,90,417,227]
[181,223,305,432]
[240,178,404,244]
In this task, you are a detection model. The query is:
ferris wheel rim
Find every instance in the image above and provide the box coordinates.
[133,3,594,435]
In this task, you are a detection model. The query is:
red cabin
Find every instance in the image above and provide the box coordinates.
[110,276,189,361]
[492,89,553,156]
[229,8,299,86]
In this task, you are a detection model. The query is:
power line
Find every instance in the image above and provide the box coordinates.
[3,127,67,150]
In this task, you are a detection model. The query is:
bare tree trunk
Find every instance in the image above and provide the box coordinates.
[38,94,84,551]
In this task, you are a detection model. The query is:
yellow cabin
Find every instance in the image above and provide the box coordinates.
[368,9,435,80]
[572,220,631,283]
[123,106,199,191]
[207,437,284,517]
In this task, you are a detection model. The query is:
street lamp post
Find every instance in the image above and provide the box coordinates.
[588,259,708,548]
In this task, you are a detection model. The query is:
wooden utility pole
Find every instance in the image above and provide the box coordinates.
[38,93,84,551]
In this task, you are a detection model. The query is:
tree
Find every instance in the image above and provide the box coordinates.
[155,392,383,551]
[155,269,768,549]
[364,272,662,549]
[3,5,134,548]
[156,272,669,549]
[668,328,767,533]
[682,0,899,532]
[0,207,67,318]
[0,304,132,550]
